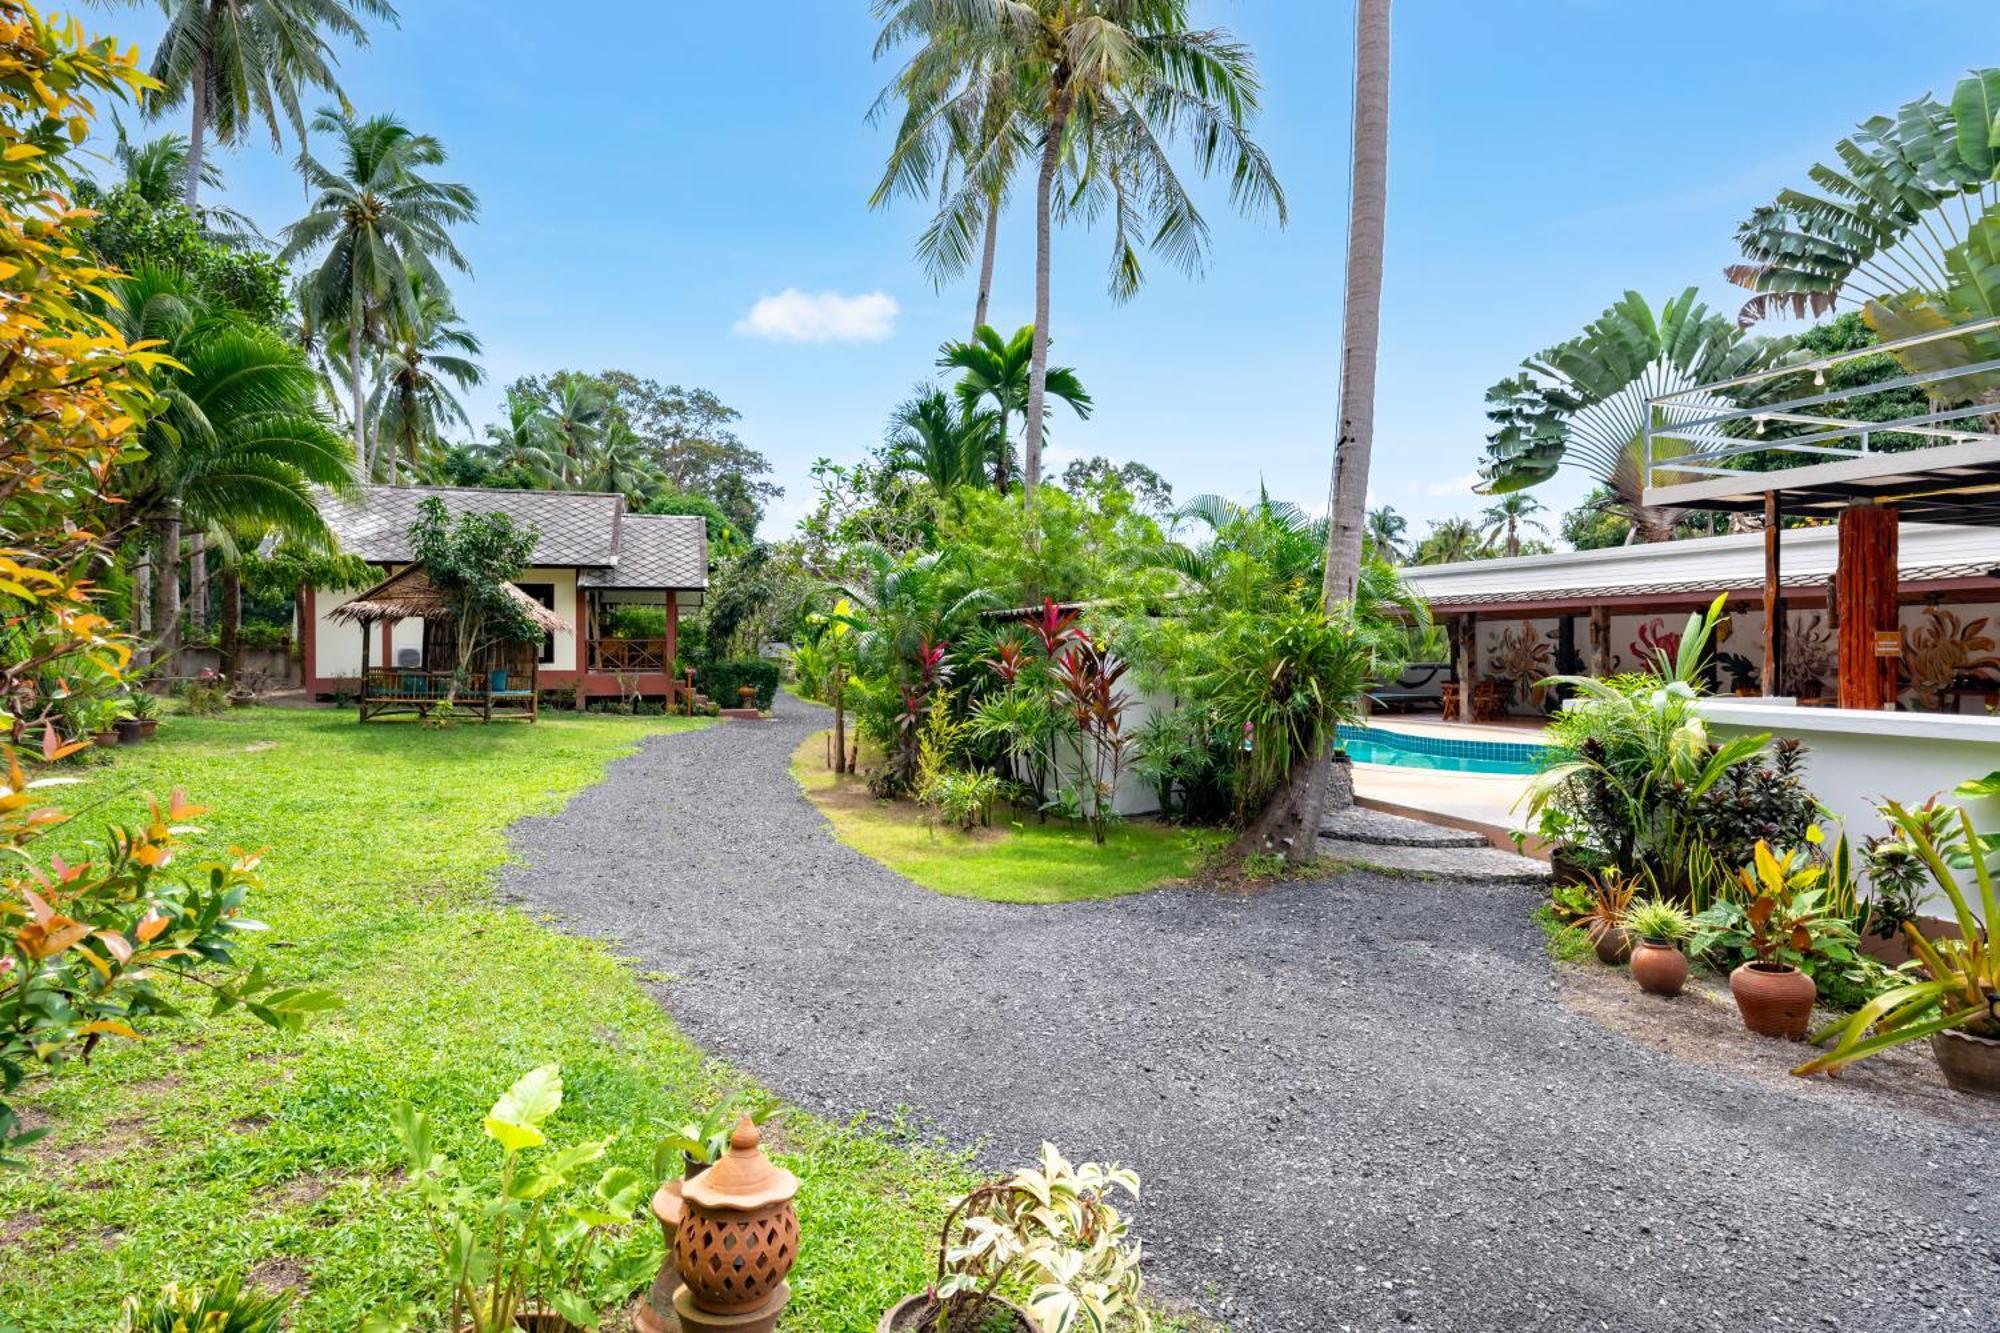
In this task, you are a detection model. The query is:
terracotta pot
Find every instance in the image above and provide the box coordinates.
[1549,849,1596,889]
[1729,961,1816,1040]
[1587,922,1633,966]
[639,1179,687,1333]
[1930,1027,2000,1099]
[1629,939,1688,997]
[91,729,120,748]
[878,1294,1037,1333]
[1856,917,1965,971]
[137,719,159,740]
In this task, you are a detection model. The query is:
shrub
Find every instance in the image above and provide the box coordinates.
[925,770,1001,831]
[181,677,229,717]
[1622,897,1694,944]
[699,656,780,710]
[118,1274,290,1333]
[0,753,338,1164]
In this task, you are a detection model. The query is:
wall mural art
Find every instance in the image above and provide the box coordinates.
[1900,606,2000,710]
[1781,613,1836,699]
[1486,620,1556,710]
[1627,617,1684,669]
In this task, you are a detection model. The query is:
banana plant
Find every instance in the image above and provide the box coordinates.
[1794,802,2000,1078]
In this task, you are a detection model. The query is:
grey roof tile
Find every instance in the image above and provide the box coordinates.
[318,486,707,589]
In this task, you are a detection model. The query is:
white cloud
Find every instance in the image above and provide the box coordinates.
[1419,470,1483,498]
[733,288,899,343]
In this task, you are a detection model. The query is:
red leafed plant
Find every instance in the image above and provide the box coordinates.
[1025,599,1081,657]
[1053,638,1133,845]
[0,745,339,1167]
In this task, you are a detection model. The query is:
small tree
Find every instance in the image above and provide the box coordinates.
[407,497,541,704]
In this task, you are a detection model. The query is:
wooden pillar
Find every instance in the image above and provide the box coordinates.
[1455,614,1478,722]
[357,619,371,722]
[666,595,680,686]
[1762,492,1785,697]
[1588,604,1612,679]
[1556,614,1579,676]
[1836,503,1900,710]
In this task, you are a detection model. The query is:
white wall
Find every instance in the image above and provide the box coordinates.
[1701,700,2000,918]
[313,567,580,676]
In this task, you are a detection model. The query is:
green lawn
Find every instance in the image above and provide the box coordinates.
[0,708,980,1331]
[792,731,1224,904]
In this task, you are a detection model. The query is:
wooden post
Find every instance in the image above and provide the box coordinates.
[1456,614,1478,722]
[357,620,371,722]
[1589,604,1612,679]
[1836,503,1900,710]
[1762,492,1785,697]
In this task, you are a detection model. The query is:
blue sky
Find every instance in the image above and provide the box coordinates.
[94,0,1983,542]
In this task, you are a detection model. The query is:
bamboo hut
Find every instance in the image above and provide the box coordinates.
[329,565,570,722]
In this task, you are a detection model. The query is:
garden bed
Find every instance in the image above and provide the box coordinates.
[0,708,987,1331]
[791,731,1222,904]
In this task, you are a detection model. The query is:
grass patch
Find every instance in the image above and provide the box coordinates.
[0,708,983,1331]
[1534,903,1598,964]
[791,731,1223,904]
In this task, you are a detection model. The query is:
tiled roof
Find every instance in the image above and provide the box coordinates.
[317,486,707,589]
[1402,522,1999,609]
[578,513,708,589]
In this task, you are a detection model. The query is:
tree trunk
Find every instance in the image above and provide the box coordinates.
[184,48,209,208]
[1237,749,1332,865]
[219,566,242,681]
[973,195,1000,335]
[1320,0,1392,612]
[348,310,371,479]
[993,406,1010,496]
[188,533,209,631]
[832,667,848,775]
[133,546,153,669]
[1021,89,1072,513]
[152,510,184,676]
[1278,0,1392,867]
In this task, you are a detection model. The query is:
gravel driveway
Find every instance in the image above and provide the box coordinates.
[502,696,1999,1333]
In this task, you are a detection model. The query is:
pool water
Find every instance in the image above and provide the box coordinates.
[1336,724,1549,776]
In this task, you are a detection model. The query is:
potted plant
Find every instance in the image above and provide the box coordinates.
[79,698,121,748]
[1621,898,1694,997]
[1575,870,1639,965]
[119,1274,290,1332]
[383,1065,654,1332]
[1796,801,2000,1097]
[1694,841,1854,1040]
[881,1143,1148,1333]
[127,691,162,740]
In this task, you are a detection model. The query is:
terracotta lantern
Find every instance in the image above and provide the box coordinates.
[635,1178,687,1333]
[671,1118,799,1333]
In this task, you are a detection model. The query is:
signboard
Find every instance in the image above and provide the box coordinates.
[1873,629,1904,658]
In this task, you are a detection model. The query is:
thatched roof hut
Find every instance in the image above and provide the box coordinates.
[328,564,571,637]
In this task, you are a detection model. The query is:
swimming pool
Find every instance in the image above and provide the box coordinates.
[1336,724,1549,776]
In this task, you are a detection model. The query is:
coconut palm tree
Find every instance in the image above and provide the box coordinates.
[1477,289,1798,543]
[870,1,1030,331]
[281,107,478,481]
[1413,517,1489,566]
[475,392,561,487]
[913,2,1284,507]
[105,266,354,667]
[886,387,998,495]
[370,274,483,475]
[579,422,669,503]
[544,376,611,488]
[90,128,263,244]
[1364,505,1407,563]
[938,323,1090,494]
[135,0,397,206]
[1478,492,1546,558]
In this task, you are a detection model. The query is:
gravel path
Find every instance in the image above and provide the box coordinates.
[502,696,2000,1333]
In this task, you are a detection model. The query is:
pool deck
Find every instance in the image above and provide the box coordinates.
[1349,712,1548,852]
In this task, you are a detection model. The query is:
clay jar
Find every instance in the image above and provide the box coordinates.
[1629,939,1688,997]
[1931,1028,2000,1099]
[1730,961,1816,1040]
[1587,922,1633,966]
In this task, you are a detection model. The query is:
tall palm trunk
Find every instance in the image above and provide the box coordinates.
[184,56,208,206]
[348,300,371,479]
[188,535,209,630]
[994,406,1011,496]
[152,510,184,676]
[219,566,242,682]
[973,196,999,335]
[1321,0,1392,612]
[1248,0,1391,868]
[1022,84,1074,512]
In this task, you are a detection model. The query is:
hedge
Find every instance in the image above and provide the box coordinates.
[700,657,780,709]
